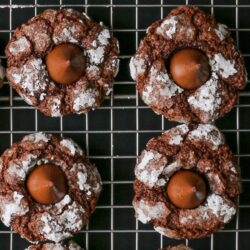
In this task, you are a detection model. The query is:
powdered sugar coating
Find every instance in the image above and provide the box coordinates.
[29,244,64,250]
[40,202,85,242]
[71,162,102,196]
[135,150,168,188]
[180,53,236,123]
[206,194,236,223]
[187,124,224,149]
[23,132,51,143]
[154,226,179,239]
[162,161,182,177]
[164,124,189,145]
[86,28,111,65]
[6,9,119,117]
[53,26,79,44]
[50,98,62,117]
[187,72,221,123]
[8,37,31,55]
[87,47,105,65]
[68,241,83,250]
[9,57,48,97]
[73,88,100,113]
[156,16,178,39]
[60,138,83,156]
[211,53,237,78]
[0,191,29,227]
[135,126,189,187]
[129,56,147,80]
[133,199,170,224]
[215,23,229,41]
[77,172,88,191]
[7,153,37,181]
[142,65,183,106]
[97,28,111,46]
[179,194,236,225]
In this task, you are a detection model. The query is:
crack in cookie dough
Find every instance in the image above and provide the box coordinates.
[6,9,119,117]
[133,124,240,239]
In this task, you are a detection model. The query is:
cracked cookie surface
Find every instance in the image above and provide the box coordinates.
[133,124,240,239]
[130,6,246,123]
[0,133,102,243]
[6,9,119,117]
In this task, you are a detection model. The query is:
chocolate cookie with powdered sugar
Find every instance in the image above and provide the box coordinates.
[27,241,83,250]
[0,133,102,242]
[5,9,119,117]
[130,6,246,123]
[133,124,240,239]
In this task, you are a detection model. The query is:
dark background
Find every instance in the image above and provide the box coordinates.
[0,0,250,250]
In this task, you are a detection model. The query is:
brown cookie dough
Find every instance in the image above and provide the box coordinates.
[160,245,193,250]
[27,241,83,250]
[133,124,240,239]
[130,6,246,123]
[6,9,119,117]
[0,133,102,243]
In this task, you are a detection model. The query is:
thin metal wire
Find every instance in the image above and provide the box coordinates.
[84,1,90,249]
[0,1,249,250]
[135,0,139,249]
[8,1,13,249]
[160,1,164,249]
[235,1,240,249]
[110,2,114,250]
[0,4,250,8]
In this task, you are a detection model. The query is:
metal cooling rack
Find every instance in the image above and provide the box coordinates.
[0,0,250,250]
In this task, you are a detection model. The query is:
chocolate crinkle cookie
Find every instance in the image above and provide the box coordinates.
[133,124,240,239]
[130,6,246,123]
[0,133,102,243]
[27,241,84,250]
[160,245,193,250]
[5,9,119,117]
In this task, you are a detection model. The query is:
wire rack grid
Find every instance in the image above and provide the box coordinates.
[0,0,250,250]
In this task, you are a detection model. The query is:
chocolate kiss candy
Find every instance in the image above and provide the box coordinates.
[26,164,68,205]
[45,43,86,84]
[170,48,211,90]
[166,170,207,209]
